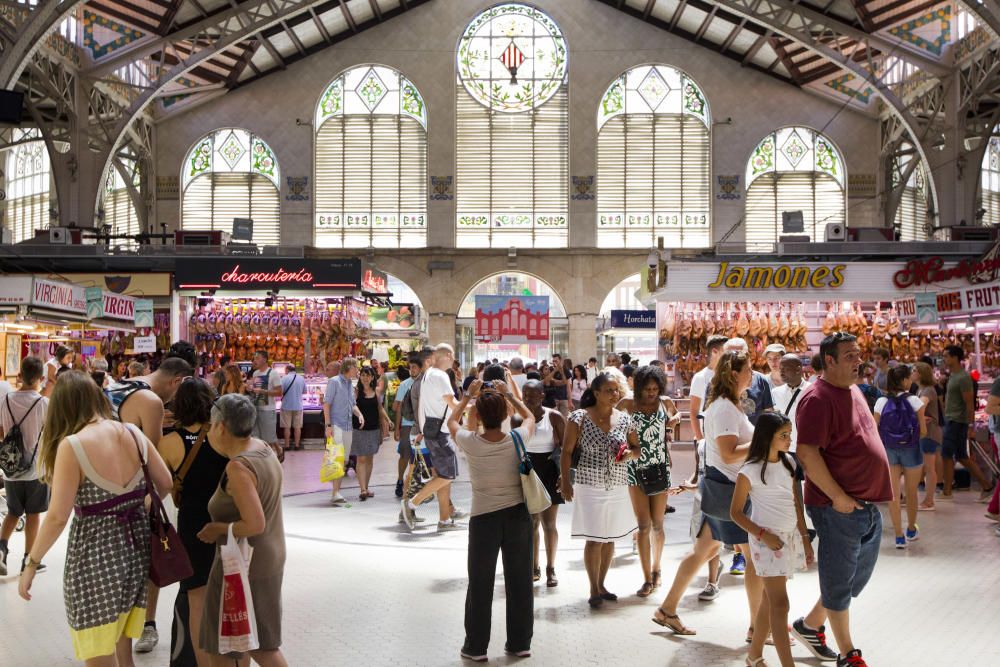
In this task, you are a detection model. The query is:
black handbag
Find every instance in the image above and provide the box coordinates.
[422,406,449,440]
[637,462,670,496]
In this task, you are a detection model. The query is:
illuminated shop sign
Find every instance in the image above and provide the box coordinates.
[892,256,1000,289]
[175,258,362,291]
[708,262,846,290]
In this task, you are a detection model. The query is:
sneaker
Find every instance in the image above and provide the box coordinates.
[505,645,531,658]
[330,493,347,506]
[0,544,7,576]
[837,649,868,667]
[985,511,1000,522]
[792,618,838,661]
[450,506,469,520]
[437,519,465,532]
[978,486,995,503]
[729,553,746,575]
[400,499,416,530]
[905,525,919,541]
[698,582,721,601]
[894,536,906,549]
[394,480,404,498]
[135,625,158,653]
[397,511,425,524]
[460,648,488,662]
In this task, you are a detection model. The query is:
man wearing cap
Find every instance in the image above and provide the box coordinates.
[764,343,786,389]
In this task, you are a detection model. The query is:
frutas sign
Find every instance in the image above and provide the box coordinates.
[708,262,846,290]
[934,281,1000,317]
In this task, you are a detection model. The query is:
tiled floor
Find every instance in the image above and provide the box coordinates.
[2,444,998,666]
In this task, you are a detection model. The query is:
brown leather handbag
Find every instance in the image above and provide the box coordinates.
[127,426,193,587]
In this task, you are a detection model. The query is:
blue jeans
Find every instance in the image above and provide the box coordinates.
[885,446,923,468]
[808,504,882,612]
[919,437,940,455]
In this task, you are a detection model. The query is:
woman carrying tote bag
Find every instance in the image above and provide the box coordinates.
[447,379,536,662]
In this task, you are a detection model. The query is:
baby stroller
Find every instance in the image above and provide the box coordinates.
[0,473,26,533]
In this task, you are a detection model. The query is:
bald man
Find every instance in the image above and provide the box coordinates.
[770,354,811,453]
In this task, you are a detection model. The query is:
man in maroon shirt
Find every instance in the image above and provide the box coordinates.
[790,332,891,667]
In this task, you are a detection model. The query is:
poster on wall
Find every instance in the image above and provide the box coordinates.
[5,334,22,377]
[475,296,549,343]
[368,304,417,330]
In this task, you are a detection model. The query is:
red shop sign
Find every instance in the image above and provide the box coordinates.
[893,255,1000,289]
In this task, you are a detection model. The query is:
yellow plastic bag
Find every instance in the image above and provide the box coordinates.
[320,438,345,483]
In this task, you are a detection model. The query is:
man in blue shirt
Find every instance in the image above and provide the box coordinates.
[280,364,307,451]
[393,360,421,498]
[324,358,363,505]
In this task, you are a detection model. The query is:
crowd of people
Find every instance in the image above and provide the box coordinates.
[0,332,997,666]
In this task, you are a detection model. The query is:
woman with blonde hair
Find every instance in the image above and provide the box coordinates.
[18,371,173,666]
[654,351,760,638]
[218,365,246,396]
[912,361,942,510]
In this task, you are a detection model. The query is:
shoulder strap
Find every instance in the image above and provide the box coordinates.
[7,395,43,430]
[174,426,208,486]
[511,428,526,460]
[282,372,296,397]
[784,388,802,415]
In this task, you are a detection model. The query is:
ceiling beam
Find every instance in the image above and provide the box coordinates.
[226,42,260,86]
[871,0,942,31]
[848,0,875,32]
[368,0,383,21]
[642,0,656,20]
[695,7,719,41]
[88,2,164,29]
[669,0,688,30]
[309,7,333,44]
[340,0,358,32]
[256,31,287,69]
[281,21,307,55]
[720,18,747,52]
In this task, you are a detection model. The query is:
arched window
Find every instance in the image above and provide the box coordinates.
[101,159,141,245]
[982,135,1000,226]
[314,65,428,248]
[181,128,281,246]
[597,65,711,249]
[456,3,569,248]
[745,126,846,250]
[892,145,928,241]
[3,130,50,243]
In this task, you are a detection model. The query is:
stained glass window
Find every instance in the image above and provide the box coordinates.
[101,158,142,247]
[596,65,711,249]
[181,128,281,246]
[2,129,50,243]
[456,3,569,248]
[745,127,846,251]
[892,144,929,241]
[314,65,427,248]
[981,135,1000,227]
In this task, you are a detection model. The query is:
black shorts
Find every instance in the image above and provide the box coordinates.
[527,452,564,506]
[3,479,49,517]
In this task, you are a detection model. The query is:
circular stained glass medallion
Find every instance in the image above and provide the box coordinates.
[457,3,567,113]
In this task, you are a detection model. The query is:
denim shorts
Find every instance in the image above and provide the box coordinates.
[941,421,969,460]
[808,503,882,612]
[919,437,940,455]
[885,446,923,468]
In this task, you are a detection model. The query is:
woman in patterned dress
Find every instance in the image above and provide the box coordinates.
[19,371,173,666]
[618,365,681,598]
[559,373,640,608]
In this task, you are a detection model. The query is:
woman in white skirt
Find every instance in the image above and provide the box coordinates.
[560,373,639,608]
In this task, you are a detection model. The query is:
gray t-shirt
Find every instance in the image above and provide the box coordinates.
[0,390,48,481]
[454,427,529,517]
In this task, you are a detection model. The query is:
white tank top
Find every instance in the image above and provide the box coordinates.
[525,407,556,454]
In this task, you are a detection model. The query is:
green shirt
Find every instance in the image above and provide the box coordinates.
[945,370,974,424]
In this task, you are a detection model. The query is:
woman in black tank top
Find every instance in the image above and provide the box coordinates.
[156,378,228,666]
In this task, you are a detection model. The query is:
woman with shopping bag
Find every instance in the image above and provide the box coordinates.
[197,394,287,667]
[447,379,537,662]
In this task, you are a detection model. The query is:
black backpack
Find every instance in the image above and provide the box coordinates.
[400,375,420,423]
[0,395,43,477]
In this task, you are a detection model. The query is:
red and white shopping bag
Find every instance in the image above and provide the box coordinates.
[217,524,259,654]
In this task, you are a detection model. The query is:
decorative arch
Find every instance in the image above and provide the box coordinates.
[744,126,846,250]
[180,128,281,246]
[596,64,711,249]
[457,272,568,319]
[314,64,427,249]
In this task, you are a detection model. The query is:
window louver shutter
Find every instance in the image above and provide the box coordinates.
[456,85,568,248]
[5,193,48,243]
[895,186,926,242]
[105,188,141,246]
[597,114,710,248]
[182,173,280,246]
[314,115,427,248]
[982,163,1000,227]
[745,172,844,251]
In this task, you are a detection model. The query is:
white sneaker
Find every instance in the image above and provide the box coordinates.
[698,582,721,601]
[398,510,425,524]
[978,487,995,503]
[134,625,158,653]
[330,493,347,506]
[450,506,469,520]
[437,519,465,532]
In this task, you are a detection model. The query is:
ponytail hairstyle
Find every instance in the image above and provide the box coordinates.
[744,412,794,485]
[579,372,615,409]
[706,351,750,407]
[887,364,912,394]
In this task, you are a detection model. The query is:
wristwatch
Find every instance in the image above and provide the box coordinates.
[23,555,41,571]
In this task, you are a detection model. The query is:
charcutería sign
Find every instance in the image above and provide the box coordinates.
[708,262,845,290]
[175,258,362,291]
[892,256,1000,289]
[222,265,315,284]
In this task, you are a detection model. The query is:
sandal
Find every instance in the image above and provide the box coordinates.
[532,567,541,582]
[746,658,769,667]
[546,567,558,588]
[359,491,368,501]
[637,582,654,598]
[746,627,796,646]
[652,608,696,635]
[651,570,662,590]
[599,591,618,601]
[588,596,603,609]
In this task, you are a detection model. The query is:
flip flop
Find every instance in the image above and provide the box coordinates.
[652,608,696,635]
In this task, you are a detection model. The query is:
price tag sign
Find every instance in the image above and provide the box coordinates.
[133,335,157,354]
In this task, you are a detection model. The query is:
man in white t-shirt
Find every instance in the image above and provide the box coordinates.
[0,357,49,576]
[689,335,729,464]
[402,343,463,531]
[771,354,811,453]
[509,357,529,393]
[247,350,283,454]
[586,357,599,384]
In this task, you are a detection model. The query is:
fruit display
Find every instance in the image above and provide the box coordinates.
[368,304,416,329]
[187,298,370,371]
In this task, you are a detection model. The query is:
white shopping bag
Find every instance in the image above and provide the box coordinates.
[217,524,259,654]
